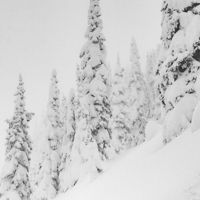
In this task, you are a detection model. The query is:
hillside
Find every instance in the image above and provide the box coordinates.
[55,123,200,200]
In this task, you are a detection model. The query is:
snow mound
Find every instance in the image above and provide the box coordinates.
[145,121,163,142]
[163,94,198,142]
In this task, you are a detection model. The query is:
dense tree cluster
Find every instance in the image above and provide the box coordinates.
[2,0,200,199]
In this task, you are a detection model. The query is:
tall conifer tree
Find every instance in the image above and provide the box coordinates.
[0,75,33,200]
[79,0,116,160]
[32,70,61,199]
[127,38,148,146]
[111,55,131,153]
[156,0,200,143]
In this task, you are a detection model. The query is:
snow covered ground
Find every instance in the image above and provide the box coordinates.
[55,124,200,200]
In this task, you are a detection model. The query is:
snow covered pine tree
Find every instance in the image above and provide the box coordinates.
[62,86,102,189]
[156,0,200,143]
[70,103,102,184]
[29,115,47,196]
[0,75,34,200]
[126,38,148,146]
[32,69,61,199]
[59,89,76,192]
[152,45,162,121]
[61,0,113,189]
[58,94,68,192]
[59,95,68,136]
[79,0,116,160]
[110,54,131,153]
[145,50,158,119]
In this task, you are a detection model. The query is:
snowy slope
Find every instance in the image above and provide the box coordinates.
[55,126,200,200]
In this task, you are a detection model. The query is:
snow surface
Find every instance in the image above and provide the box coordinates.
[55,127,200,200]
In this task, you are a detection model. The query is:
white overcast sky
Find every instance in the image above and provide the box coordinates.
[0,0,162,167]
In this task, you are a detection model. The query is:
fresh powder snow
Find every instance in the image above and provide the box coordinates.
[54,126,200,200]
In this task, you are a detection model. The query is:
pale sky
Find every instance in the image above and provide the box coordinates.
[0,0,162,168]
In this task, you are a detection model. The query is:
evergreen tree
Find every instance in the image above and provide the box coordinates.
[0,75,34,200]
[68,102,102,187]
[29,115,47,195]
[110,54,131,153]
[59,94,68,151]
[156,0,200,143]
[32,70,61,199]
[76,64,82,99]
[74,63,82,129]
[58,89,76,192]
[126,38,148,146]
[58,95,68,192]
[61,89,102,190]
[77,104,102,179]
[107,61,113,99]
[153,44,162,121]
[60,95,68,132]
[61,0,115,189]
[145,51,158,119]
[79,0,116,160]
[46,69,61,191]
[67,89,76,147]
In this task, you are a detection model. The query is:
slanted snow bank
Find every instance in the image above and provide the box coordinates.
[55,127,200,200]
[167,176,200,200]
[145,120,162,142]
